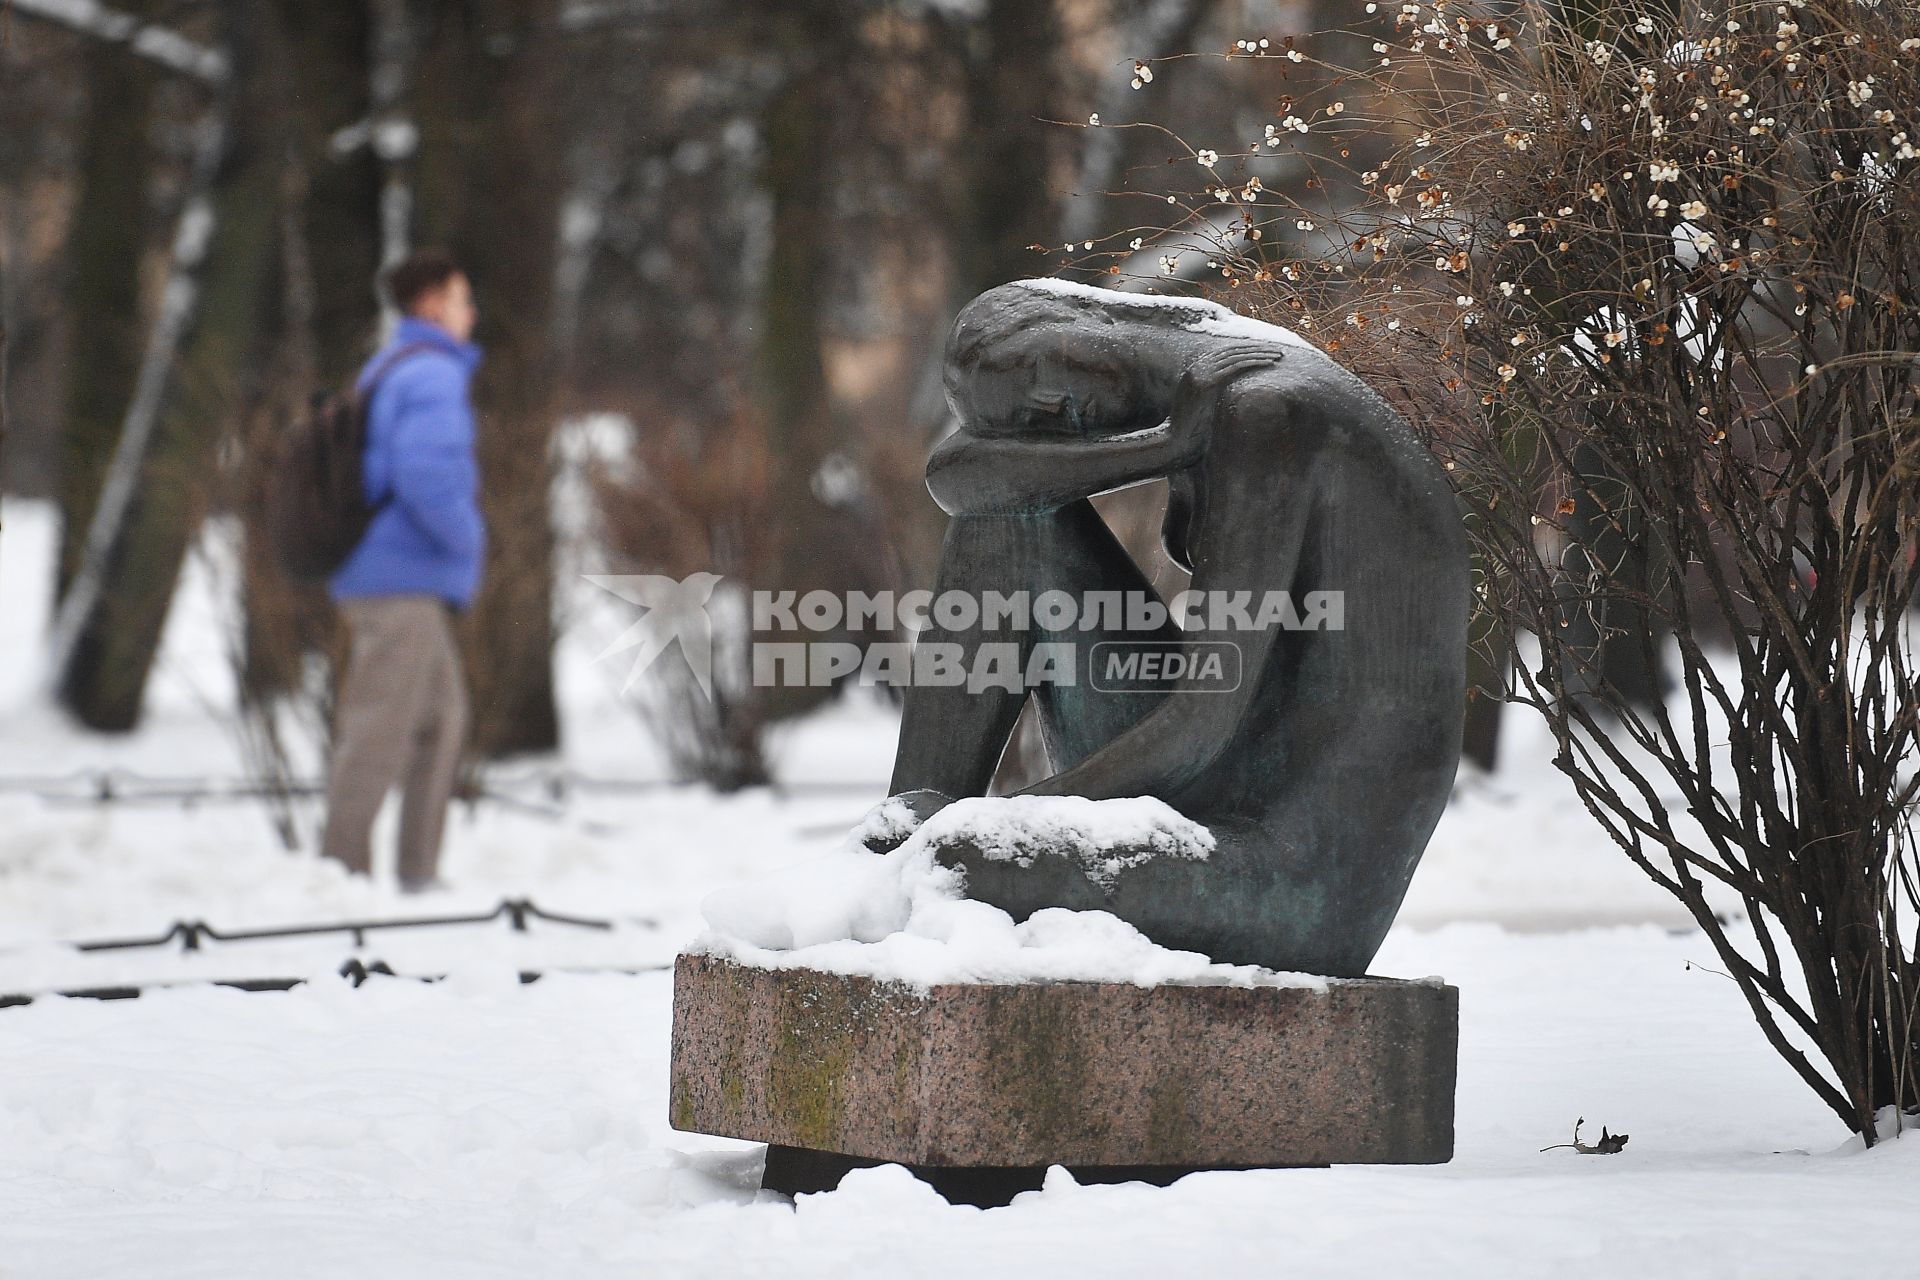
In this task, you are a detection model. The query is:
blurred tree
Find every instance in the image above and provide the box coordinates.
[952,0,1067,297]
[0,15,86,500]
[410,0,566,757]
[54,0,163,608]
[237,1,384,706]
[55,2,290,731]
[19,0,1289,769]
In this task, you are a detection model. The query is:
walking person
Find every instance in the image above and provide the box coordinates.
[321,250,485,891]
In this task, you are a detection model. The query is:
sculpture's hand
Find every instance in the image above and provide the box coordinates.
[853,788,955,854]
[1169,342,1286,461]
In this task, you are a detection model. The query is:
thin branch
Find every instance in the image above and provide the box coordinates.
[6,0,227,83]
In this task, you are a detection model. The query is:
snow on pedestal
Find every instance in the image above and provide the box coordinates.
[694,794,1313,988]
[672,796,1459,1201]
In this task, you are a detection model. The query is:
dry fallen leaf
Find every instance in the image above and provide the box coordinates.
[1541,1116,1631,1155]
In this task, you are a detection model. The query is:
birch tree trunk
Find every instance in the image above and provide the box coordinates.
[54,2,285,730]
[55,0,162,608]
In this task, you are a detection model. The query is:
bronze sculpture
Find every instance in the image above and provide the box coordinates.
[871,280,1469,977]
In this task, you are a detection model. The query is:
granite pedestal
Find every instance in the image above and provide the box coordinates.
[669,953,1458,1207]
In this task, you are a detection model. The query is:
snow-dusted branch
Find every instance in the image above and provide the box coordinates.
[8,0,228,84]
[1060,0,1201,246]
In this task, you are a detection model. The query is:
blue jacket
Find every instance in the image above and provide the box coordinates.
[330,318,486,608]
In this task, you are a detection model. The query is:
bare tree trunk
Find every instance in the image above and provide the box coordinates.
[758,63,832,448]
[367,0,416,302]
[297,2,386,382]
[54,2,286,731]
[239,0,384,705]
[50,117,229,728]
[954,0,1065,296]
[410,0,564,758]
[55,0,161,607]
[0,15,88,503]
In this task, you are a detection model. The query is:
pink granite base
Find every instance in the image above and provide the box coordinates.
[669,953,1457,1170]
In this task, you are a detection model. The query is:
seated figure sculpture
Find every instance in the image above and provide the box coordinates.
[871,280,1470,977]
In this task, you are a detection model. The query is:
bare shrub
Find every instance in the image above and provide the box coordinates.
[588,403,778,791]
[1119,0,1920,1137]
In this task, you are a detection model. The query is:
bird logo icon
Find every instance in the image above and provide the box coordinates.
[582,572,724,699]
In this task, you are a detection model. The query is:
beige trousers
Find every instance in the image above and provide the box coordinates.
[321,596,468,885]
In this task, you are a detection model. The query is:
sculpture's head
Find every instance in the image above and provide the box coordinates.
[944,284,1169,439]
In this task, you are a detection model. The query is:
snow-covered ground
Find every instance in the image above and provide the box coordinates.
[0,497,1912,1278]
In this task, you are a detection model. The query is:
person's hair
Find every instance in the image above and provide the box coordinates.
[384,249,463,313]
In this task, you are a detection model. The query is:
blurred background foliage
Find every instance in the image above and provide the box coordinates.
[0,0,1325,762]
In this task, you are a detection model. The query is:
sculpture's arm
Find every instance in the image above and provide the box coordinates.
[923,422,1197,516]
[927,341,1289,516]
[1019,372,1314,802]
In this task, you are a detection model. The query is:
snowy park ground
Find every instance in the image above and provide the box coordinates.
[1,498,1914,1278]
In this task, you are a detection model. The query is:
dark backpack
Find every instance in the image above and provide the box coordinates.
[269,342,432,583]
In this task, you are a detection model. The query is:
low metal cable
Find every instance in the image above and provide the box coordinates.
[65,897,627,954]
[0,956,676,1009]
